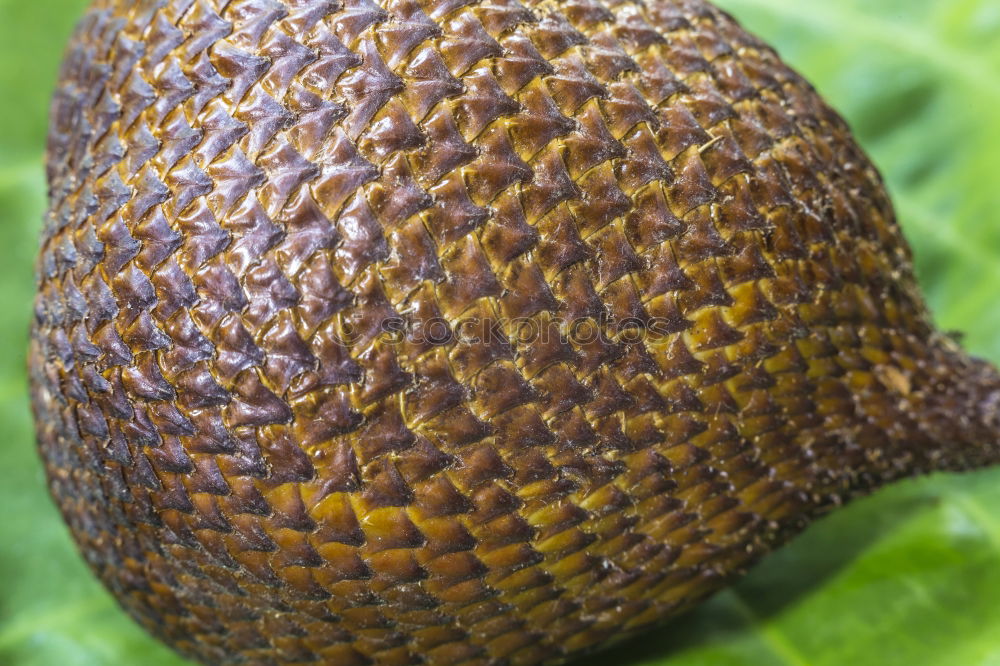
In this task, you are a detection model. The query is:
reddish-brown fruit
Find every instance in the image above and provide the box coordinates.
[30,0,1000,664]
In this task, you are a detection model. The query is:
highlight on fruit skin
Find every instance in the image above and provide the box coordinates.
[28,0,1000,663]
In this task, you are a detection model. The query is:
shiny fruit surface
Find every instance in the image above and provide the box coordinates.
[30,0,1000,664]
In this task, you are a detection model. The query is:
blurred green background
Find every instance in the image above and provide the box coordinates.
[2,0,1000,664]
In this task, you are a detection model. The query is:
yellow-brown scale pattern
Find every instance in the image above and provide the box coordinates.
[29,0,1000,664]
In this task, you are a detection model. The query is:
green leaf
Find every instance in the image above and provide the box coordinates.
[2,1,1000,665]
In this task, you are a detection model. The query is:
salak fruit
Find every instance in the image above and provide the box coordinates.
[29,0,1000,664]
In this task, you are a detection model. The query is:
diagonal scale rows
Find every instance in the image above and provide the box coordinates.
[28,0,1000,664]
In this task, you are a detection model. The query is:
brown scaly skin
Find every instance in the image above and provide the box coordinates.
[29,0,1000,664]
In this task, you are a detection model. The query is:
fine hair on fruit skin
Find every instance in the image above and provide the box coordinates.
[29,0,1000,665]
